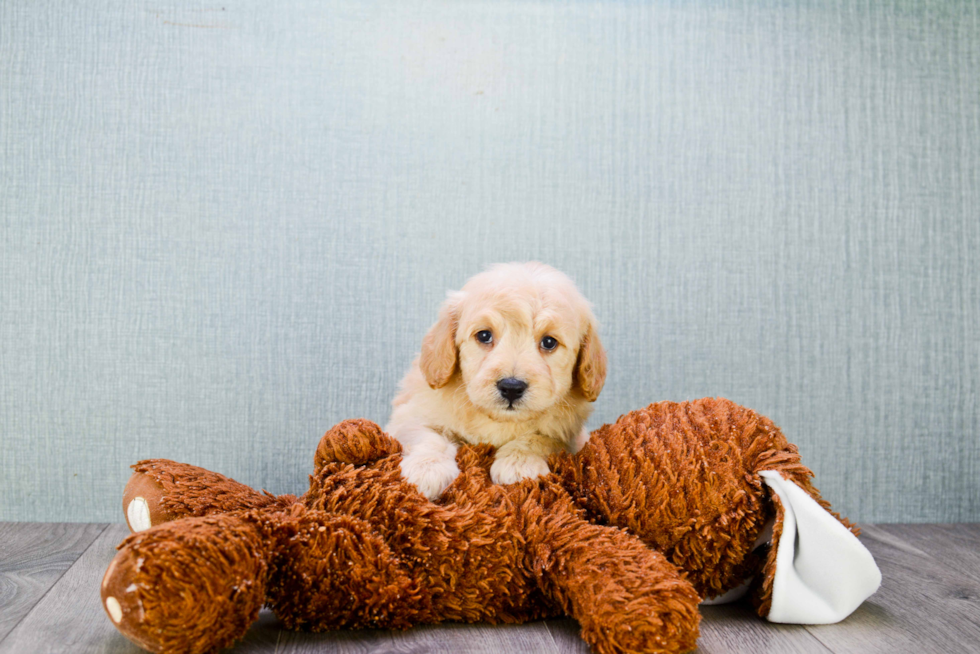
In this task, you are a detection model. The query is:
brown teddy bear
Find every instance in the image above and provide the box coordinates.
[101,398,880,654]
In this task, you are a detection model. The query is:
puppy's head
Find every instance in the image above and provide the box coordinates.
[419,262,606,421]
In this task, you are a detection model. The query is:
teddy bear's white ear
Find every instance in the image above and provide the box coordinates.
[759,471,882,624]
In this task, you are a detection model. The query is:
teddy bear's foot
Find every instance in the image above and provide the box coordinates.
[532,513,700,654]
[568,550,700,654]
[123,459,295,533]
[122,467,176,532]
[102,513,270,654]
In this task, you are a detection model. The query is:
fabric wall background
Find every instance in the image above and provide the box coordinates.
[2,0,977,523]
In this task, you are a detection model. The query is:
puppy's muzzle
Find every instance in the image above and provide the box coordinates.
[496,378,528,404]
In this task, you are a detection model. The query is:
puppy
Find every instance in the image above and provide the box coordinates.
[385,262,606,500]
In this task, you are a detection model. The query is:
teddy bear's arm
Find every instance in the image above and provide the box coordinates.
[526,508,701,654]
[123,419,400,533]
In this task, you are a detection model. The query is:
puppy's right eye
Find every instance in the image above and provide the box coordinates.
[476,330,493,344]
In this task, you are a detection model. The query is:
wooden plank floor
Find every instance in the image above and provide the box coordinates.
[1,523,977,653]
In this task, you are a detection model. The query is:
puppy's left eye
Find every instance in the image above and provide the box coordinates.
[540,336,558,351]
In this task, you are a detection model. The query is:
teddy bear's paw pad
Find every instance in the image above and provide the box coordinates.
[104,595,123,622]
[760,471,882,624]
[122,470,174,533]
[126,496,152,532]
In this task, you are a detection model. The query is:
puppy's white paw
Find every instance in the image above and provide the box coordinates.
[490,453,551,485]
[570,426,591,454]
[400,452,460,500]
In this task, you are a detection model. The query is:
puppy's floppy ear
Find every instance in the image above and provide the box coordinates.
[419,293,462,389]
[574,321,607,402]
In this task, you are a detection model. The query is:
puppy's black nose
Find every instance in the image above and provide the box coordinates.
[497,377,528,403]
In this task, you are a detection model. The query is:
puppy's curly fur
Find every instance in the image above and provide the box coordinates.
[386,262,606,499]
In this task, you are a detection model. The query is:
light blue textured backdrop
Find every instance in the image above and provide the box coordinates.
[1,0,978,523]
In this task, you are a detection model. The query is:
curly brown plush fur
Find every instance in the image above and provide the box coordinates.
[102,398,850,654]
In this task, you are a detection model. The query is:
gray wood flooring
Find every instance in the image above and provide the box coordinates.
[1,523,977,653]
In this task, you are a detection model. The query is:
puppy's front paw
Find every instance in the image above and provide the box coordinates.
[400,452,460,500]
[490,453,551,485]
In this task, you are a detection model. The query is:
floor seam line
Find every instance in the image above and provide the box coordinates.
[799,627,838,654]
[0,522,110,650]
[542,620,568,654]
[272,623,282,654]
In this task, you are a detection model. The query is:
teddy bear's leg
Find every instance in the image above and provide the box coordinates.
[101,512,271,654]
[528,512,701,654]
[554,397,881,617]
[123,459,294,533]
[751,471,881,624]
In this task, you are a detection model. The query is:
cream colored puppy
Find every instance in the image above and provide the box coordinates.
[386,262,606,500]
